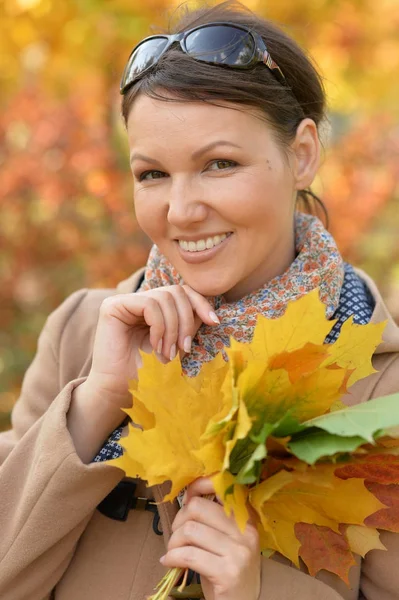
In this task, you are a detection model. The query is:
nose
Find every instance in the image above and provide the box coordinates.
[166,179,208,228]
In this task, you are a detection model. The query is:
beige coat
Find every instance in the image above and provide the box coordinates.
[1,267,399,600]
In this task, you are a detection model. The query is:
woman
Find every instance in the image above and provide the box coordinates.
[1,1,399,599]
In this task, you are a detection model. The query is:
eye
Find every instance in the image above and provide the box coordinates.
[138,170,167,182]
[207,159,237,171]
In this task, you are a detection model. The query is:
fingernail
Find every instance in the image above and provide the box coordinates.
[157,339,163,354]
[183,336,192,353]
[159,554,165,564]
[209,311,220,324]
[170,343,176,361]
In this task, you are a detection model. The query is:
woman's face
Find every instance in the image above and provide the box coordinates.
[127,93,317,302]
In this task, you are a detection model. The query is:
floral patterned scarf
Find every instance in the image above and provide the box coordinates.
[138,212,345,377]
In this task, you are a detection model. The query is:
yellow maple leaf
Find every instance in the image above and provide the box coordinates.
[238,361,348,423]
[345,524,387,557]
[214,291,384,431]
[320,316,386,387]
[211,470,249,532]
[248,288,337,359]
[111,351,229,502]
[222,392,253,471]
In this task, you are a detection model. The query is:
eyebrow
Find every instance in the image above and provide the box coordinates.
[130,140,242,166]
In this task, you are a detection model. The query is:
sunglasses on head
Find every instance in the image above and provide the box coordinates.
[120,21,286,95]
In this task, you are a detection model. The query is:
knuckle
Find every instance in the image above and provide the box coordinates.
[158,290,174,303]
[248,527,260,550]
[144,298,165,321]
[151,319,165,334]
[236,545,252,568]
[172,284,186,297]
[144,296,159,310]
[183,520,197,540]
[166,535,175,551]
[186,497,201,517]
[100,295,120,314]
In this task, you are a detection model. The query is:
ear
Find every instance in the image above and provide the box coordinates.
[290,118,320,190]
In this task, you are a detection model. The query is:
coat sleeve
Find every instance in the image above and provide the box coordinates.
[0,289,124,600]
[257,554,360,600]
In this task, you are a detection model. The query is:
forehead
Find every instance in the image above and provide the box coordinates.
[126,93,270,144]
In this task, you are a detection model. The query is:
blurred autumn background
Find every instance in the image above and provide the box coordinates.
[0,0,398,431]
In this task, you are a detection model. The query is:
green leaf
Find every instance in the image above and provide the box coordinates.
[288,429,368,464]
[250,422,274,444]
[202,387,239,439]
[272,412,307,437]
[229,437,257,474]
[224,483,234,497]
[303,393,399,443]
[231,422,273,484]
[236,443,267,485]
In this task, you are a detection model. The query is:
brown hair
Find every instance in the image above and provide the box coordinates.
[121,0,329,226]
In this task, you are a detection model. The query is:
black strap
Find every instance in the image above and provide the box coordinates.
[134,271,146,292]
[97,480,162,534]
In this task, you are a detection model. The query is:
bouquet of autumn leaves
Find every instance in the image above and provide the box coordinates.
[112,289,399,600]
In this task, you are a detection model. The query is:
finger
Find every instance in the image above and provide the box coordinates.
[160,545,224,581]
[171,496,238,538]
[141,298,168,355]
[185,476,223,506]
[103,294,165,355]
[168,519,232,557]
[185,477,216,503]
[165,285,196,354]
[182,285,221,327]
[148,291,180,361]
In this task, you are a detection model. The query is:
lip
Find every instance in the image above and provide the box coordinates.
[174,232,232,243]
[176,232,233,264]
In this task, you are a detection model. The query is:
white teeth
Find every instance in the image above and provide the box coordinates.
[178,233,229,252]
[196,239,206,251]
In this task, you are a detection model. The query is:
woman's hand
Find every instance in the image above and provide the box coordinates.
[161,477,261,600]
[84,284,219,412]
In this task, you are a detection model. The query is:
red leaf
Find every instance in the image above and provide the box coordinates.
[295,523,356,584]
[335,454,399,484]
[365,482,399,533]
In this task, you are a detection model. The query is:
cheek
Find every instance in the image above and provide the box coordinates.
[134,195,164,239]
[222,172,292,230]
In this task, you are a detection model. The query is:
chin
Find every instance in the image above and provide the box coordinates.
[183,274,236,299]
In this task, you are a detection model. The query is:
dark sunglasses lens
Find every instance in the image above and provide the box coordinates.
[121,37,169,90]
[185,25,255,66]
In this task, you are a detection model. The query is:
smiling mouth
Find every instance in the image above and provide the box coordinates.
[177,232,233,253]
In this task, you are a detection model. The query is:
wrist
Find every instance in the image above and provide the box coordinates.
[67,380,128,464]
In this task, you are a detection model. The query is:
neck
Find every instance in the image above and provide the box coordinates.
[223,230,296,303]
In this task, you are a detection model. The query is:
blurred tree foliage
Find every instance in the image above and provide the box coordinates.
[1,0,398,431]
